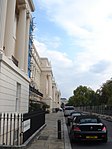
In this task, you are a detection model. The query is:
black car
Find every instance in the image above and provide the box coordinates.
[69,115,108,143]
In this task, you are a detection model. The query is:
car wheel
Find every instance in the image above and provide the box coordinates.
[69,130,74,143]
[68,119,70,126]
[103,137,108,143]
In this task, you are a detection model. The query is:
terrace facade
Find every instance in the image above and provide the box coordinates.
[0,0,35,113]
[29,44,61,112]
[0,0,61,146]
[0,0,61,114]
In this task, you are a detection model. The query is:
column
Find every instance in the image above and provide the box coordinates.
[52,86,55,108]
[52,86,55,101]
[4,0,16,58]
[48,74,52,98]
[16,4,26,70]
[0,0,7,53]
[24,12,31,73]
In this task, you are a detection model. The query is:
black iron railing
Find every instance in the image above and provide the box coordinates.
[75,105,112,116]
[23,110,45,143]
[0,110,45,147]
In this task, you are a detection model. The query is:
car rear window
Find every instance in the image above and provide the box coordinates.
[79,118,100,124]
[65,107,74,110]
[72,113,81,116]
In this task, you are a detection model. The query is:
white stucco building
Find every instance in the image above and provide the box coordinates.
[52,79,61,108]
[0,0,61,114]
[0,0,35,113]
[0,0,61,146]
[29,44,61,112]
[29,44,43,102]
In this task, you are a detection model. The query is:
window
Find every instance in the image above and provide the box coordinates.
[80,118,98,124]
[15,83,21,112]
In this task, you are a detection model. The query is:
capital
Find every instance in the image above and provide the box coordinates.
[18,3,27,10]
[26,10,31,19]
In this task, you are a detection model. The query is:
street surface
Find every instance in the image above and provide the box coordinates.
[70,119,112,149]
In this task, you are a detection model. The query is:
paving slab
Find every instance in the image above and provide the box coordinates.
[26,112,71,149]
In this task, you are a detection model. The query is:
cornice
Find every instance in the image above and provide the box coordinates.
[17,0,35,12]
[28,0,35,12]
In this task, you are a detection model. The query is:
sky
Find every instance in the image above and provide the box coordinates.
[32,0,112,99]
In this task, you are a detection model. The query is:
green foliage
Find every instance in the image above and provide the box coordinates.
[68,78,112,107]
[99,79,112,106]
[29,102,41,112]
[29,101,50,112]
[42,103,50,110]
[68,85,99,107]
[67,96,75,106]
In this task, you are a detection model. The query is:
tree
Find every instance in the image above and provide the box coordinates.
[42,103,50,112]
[68,85,97,107]
[68,78,112,107]
[67,96,75,106]
[99,79,112,105]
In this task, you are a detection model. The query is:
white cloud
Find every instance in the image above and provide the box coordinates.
[34,38,112,98]
[34,0,112,98]
[34,39,74,98]
[34,39,73,69]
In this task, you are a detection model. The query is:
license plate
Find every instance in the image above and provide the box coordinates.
[86,136,98,139]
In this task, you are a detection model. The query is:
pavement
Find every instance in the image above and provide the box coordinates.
[25,110,112,149]
[26,111,72,149]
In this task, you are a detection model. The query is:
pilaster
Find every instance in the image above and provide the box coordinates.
[16,4,27,70]
[4,0,16,58]
[0,0,7,53]
[24,12,31,73]
[48,74,52,98]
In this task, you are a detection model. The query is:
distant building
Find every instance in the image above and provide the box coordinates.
[61,98,68,105]
[29,44,61,112]
[52,79,61,109]
[29,44,43,103]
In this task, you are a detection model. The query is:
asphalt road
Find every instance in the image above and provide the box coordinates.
[70,119,112,149]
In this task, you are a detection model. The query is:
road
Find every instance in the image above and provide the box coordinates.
[70,119,112,149]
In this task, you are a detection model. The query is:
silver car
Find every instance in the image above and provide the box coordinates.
[64,106,75,125]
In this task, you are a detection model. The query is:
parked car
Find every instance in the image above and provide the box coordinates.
[64,106,75,125]
[69,115,108,143]
[68,111,82,126]
[64,106,75,117]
